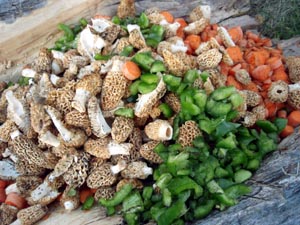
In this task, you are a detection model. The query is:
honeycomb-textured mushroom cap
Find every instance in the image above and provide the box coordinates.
[46,88,75,115]
[32,48,52,73]
[184,18,209,35]
[234,69,251,85]
[139,141,163,164]
[268,81,289,103]
[206,68,227,88]
[16,175,43,197]
[116,178,143,192]
[149,103,162,119]
[0,119,17,142]
[86,163,118,189]
[30,103,52,134]
[16,204,48,225]
[0,203,18,225]
[48,154,75,182]
[15,159,46,176]
[128,25,147,49]
[117,0,136,19]
[63,152,90,189]
[115,37,131,54]
[203,77,215,95]
[0,159,19,180]
[128,127,143,161]
[94,186,115,201]
[242,90,262,107]
[189,5,211,22]
[285,56,300,83]
[220,47,234,66]
[162,49,190,76]
[252,105,267,120]
[197,48,222,70]
[241,111,257,127]
[121,161,153,179]
[162,22,180,39]
[72,73,102,112]
[145,9,165,25]
[101,70,128,111]
[217,27,235,47]
[287,83,300,109]
[195,42,211,55]
[111,116,134,143]
[144,119,173,141]
[164,92,181,113]
[64,110,91,136]
[178,120,202,147]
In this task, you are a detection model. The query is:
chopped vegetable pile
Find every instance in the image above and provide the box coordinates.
[0,0,300,225]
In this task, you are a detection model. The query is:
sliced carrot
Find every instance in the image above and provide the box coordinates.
[185,34,201,50]
[228,26,243,43]
[262,83,271,91]
[266,56,283,70]
[251,65,271,82]
[174,18,187,28]
[0,188,6,203]
[277,109,287,118]
[260,91,268,99]
[242,81,259,93]
[90,188,98,194]
[228,63,242,76]
[265,100,277,118]
[245,51,266,66]
[272,70,290,83]
[80,188,93,204]
[176,27,185,38]
[200,31,209,42]
[261,38,272,47]
[287,110,300,127]
[226,75,242,90]
[211,23,219,31]
[246,31,260,42]
[175,18,187,38]
[280,125,294,138]
[219,61,231,76]
[160,11,174,23]
[5,192,27,209]
[122,61,141,80]
[238,39,248,48]
[184,41,193,55]
[0,180,8,188]
[226,46,244,64]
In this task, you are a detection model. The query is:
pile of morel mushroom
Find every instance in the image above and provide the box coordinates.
[0,0,300,224]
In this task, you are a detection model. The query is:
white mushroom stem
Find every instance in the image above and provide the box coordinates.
[108,140,132,156]
[39,131,61,147]
[45,107,74,142]
[289,83,300,91]
[64,201,77,211]
[72,89,91,112]
[6,90,30,133]
[5,183,20,195]
[171,40,188,53]
[51,50,64,61]
[10,130,22,140]
[10,219,22,225]
[142,166,153,177]
[21,68,37,78]
[30,181,60,202]
[91,18,111,33]
[0,160,19,180]
[88,96,111,138]
[50,74,62,85]
[51,59,64,74]
[110,160,127,175]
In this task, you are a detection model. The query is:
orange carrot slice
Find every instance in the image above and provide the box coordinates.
[80,188,94,204]
[0,180,8,188]
[226,75,242,90]
[267,56,283,70]
[5,192,27,209]
[0,188,6,203]
[251,65,271,82]
[277,109,287,118]
[287,110,300,127]
[160,11,174,23]
[280,125,294,138]
[185,34,201,50]
[228,26,243,43]
[122,61,141,80]
[226,46,244,64]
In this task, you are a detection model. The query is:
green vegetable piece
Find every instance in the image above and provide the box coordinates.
[168,143,182,152]
[112,16,121,24]
[215,193,236,206]
[72,24,82,34]
[173,219,185,225]
[163,188,172,207]
[122,191,144,213]
[129,80,142,95]
[216,178,235,189]
[246,158,260,171]
[126,95,138,103]
[79,18,88,27]
[132,52,155,71]
[230,150,248,167]
[167,176,203,198]
[207,102,232,118]
[225,184,251,199]
[120,45,134,57]
[145,25,164,48]
[99,183,133,207]
[211,86,236,101]
[124,213,139,225]
[67,188,77,197]
[58,23,75,42]
[172,116,180,140]
[82,196,94,210]
[18,77,31,86]
[151,194,163,203]
[159,103,173,118]
[184,70,199,83]
[216,121,241,137]
[114,107,134,118]
[198,118,223,134]
[193,200,215,219]
[140,73,159,84]
[94,53,112,61]
[193,90,207,110]
[157,200,188,225]
[167,152,190,176]
[274,117,288,133]
[226,110,239,121]
[215,167,230,178]
[138,82,157,94]
[106,206,115,216]
[229,92,244,108]
[181,102,201,116]
[138,12,149,28]
[256,120,278,133]
[156,173,173,190]
[257,133,277,156]
[216,133,237,150]
[150,60,166,73]
[200,71,209,82]
[207,180,224,194]
[234,169,252,183]
[142,187,153,201]
[175,83,188,95]
[163,74,182,88]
